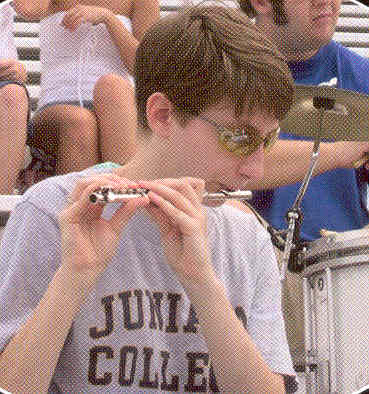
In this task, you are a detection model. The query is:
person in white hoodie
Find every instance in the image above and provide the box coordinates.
[14,0,159,176]
[0,0,29,194]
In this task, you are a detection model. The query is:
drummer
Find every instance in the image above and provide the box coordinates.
[238,0,369,371]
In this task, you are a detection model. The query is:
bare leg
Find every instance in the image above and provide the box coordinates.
[93,74,137,165]
[31,105,99,175]
[0,84,28,194]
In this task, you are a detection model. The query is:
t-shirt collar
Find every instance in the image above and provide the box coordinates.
[288,41,335,80]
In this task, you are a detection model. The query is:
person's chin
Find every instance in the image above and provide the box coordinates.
[203,200,225,208]
[301,35,332,54]
[311,25,335,44]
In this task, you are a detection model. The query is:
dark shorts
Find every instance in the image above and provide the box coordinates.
[26,100,94,174]
[33,99,94,115]
[0,80,17,90]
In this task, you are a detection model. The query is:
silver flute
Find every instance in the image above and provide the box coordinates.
[89,187,252,204]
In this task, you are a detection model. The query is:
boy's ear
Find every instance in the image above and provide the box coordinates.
[146,93,174,138]
[249,0,273,16]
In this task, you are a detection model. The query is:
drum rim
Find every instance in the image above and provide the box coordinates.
[302,256,369,277]
[302,242,369,267]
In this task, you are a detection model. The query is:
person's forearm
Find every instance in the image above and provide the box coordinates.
[0,261,99,394]
[103,13,138,74]
[13,0,51,20]
[179,273,285,393]
[248,139,358,190]
[163,234,283,392]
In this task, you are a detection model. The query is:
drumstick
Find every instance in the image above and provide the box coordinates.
[320,228,339,237]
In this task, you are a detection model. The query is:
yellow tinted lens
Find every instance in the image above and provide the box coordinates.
[264,128,280,152]
[219,126,261,157]
[216,121,279,157]
[235,126,261,156]
[219,134,241,153]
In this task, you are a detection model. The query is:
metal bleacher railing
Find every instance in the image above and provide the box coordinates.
[13,0,369,115]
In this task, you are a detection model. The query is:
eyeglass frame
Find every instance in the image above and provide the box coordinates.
[197,114,280,158]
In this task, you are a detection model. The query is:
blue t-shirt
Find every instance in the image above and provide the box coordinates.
[251,41,369,241]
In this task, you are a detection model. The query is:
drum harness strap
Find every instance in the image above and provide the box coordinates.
[242,201,309,273]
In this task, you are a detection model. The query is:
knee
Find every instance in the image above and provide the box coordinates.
[94,74,133,98]
[61,108,97,139]
[0,84,28,109]
[62,112,99,158]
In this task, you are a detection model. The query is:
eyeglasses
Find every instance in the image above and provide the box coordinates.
[198,115,280,158]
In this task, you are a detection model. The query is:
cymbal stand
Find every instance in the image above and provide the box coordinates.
[279,96,335,281]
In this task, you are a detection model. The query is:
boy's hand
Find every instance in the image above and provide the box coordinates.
[58,174,149,274]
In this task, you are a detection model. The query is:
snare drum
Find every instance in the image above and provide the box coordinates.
[0,195,22,240]
[302,229,369,394]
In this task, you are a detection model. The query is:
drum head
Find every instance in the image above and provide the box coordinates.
[351,384,369,394]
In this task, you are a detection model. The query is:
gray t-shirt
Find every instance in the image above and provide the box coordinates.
[0,166,296,392]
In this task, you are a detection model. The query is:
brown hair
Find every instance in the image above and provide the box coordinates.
[134,4,294,130]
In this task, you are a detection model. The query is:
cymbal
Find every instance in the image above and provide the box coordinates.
[280,84,369,141]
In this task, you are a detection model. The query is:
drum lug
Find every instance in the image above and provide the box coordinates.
[297,246,307,265]
[305,351,320,393]
[288,245,308,273]
[306,350,318,371]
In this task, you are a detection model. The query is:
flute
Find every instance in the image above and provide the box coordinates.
[89,187,252,204]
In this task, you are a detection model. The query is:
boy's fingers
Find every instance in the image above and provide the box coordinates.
[108,196,150,235]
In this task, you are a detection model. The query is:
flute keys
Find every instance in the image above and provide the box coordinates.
[89,187,252,205]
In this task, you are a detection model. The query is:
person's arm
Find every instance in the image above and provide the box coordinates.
[0,59,27,83]
[0,260,103,394]
[179,273,285,393]
[0,174,149,394]
[61,0,160,74]
[247,139,369,190]
[12,0,54,20]
[110,0,160,72]
[130,0,160,42]
[139,178,285,393]
[97,10,139,74]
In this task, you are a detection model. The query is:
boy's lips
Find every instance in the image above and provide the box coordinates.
[219,182,250,192]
